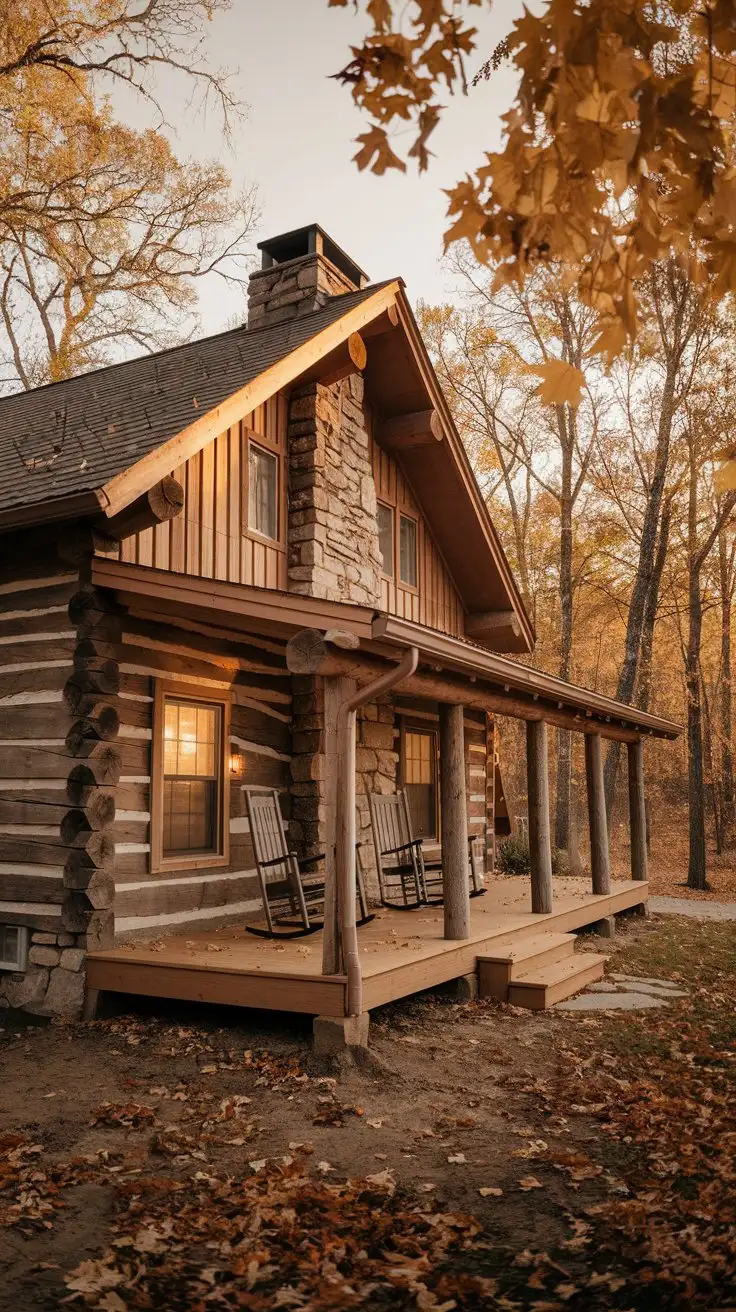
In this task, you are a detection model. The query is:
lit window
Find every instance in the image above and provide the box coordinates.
[162,698,223,858]
[377,502,394,577]
[399,514,417,588]
[248,442,278,540]
[402,728,438,840]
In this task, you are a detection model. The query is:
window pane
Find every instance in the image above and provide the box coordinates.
[399,515,417,587]
[162,697,222,858]
[377,502,394,577]
[403,730,437,839]
[248,443,278,540]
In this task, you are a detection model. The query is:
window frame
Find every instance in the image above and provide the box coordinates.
[241,425,285,549]
[376,499,395,579]
[399,719,440,842]
[150,681,231,875]
[0,924,28,973]
[398,512,419,592]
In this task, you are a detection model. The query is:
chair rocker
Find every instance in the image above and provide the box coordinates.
[368,790,487,909]
[244,787,373,939]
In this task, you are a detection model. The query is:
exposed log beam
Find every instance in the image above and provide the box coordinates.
[584,732,611,895]
[377,409,443,449]
[440,702,470,940]
[297,332,367,386]
[102,476,184,541]
[284,631,644,743]
[361,304,399,338]
[465,610,521,640]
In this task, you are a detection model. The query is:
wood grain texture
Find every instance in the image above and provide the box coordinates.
[121,396,287,589]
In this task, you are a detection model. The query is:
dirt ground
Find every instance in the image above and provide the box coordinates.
[1,912,734,1311]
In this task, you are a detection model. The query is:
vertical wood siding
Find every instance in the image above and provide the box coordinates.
[370,432,465,637]
[121,394,288,590]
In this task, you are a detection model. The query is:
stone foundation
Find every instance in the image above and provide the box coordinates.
[0,929,86,1016]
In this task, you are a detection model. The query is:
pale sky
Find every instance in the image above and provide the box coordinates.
[150,0,529,335]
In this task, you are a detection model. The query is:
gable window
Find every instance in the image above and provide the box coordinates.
[248,441,279,540]
[152,685,230,872]
[399,514,418,588]
[377,501,394,577]
[401,725,439,841]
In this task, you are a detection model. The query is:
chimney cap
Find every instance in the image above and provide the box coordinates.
[257,223,369,288]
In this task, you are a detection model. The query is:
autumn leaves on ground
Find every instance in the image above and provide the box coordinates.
[1,914,734,1311]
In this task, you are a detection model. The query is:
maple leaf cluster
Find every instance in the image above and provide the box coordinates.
[333,0,736,387]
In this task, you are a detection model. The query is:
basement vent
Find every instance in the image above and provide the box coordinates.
[0,924,29,973]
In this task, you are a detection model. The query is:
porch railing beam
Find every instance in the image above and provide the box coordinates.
[585,731,612,895]
[439,702,470,940]
[627,738,648,882]
[526,719,553,914]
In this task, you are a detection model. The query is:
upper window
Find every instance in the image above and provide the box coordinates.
[377,502,394,577]
[248,442,278,540]
[158,694,227,865]
[399,514,418,588]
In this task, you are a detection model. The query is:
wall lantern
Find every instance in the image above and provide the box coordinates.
[229,751,245,779]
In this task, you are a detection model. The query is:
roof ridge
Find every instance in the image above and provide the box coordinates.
[0,279,398,408]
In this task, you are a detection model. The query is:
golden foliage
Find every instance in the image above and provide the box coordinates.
[333,0,736,350]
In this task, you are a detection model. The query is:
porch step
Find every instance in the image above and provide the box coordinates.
[508,952,608,1011]
[477,932,576,1001]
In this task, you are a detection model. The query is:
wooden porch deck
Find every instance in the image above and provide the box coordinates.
[86,878,647,1018]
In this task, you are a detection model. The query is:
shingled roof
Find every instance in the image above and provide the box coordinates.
[0,282,391,517]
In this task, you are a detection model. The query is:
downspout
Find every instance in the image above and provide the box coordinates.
[337,645,419,1017]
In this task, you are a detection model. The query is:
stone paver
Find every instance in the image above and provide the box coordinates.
[556,990,669,1011]
[611,973,681,987]
[649,896,736,920]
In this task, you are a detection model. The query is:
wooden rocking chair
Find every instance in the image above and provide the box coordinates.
[244,787,373,939]
[368,790,487,910]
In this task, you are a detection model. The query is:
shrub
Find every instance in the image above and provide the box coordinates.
[498,835,530,876]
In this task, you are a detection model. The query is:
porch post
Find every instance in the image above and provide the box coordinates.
[627,738,648,882]
[322,675,355,975]
[526,719,553,913]
[584,731,611,895]
[439,702,470,940]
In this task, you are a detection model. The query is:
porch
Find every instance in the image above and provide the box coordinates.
[86,876,647,1017]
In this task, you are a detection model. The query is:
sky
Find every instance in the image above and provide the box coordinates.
[148,0,529,335]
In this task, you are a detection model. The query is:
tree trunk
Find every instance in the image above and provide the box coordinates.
[604,350,679,819]
[686,445,708,890]
[637,500,672,714]
[554,435,574,853]
[718,528,735,845]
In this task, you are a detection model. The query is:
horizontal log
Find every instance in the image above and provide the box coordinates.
[103,476,185,541]
[0,870,64,903]
[0,638,76,666]
[378,409,443,449]
[66,756,122,802]
[66,706,120,755]
[0,835,68,865]
[0,902,63,930]
[60,804,117,846]
[63,867,114,907]
[0,702,70,739]
[74,637,120,665]
[61,891,94,933]
[57,524,118,566]
[361,304,400,338]
[68,586,121,629]
[64,833,115,878]
[0,666,71,699]
[64,663,121,705]
[0,797,71,825]
[297,332,367,387]
[287,637,644,744]
[465,610,521,640]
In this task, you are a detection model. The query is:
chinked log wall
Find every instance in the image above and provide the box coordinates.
[0,528,120,1016]
[113,613,292,938]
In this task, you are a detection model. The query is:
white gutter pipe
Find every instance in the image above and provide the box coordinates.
[336,645,419,1017]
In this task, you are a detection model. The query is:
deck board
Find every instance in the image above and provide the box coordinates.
[87,877,647,1015]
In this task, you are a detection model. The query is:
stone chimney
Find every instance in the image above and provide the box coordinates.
[247,224,368,329]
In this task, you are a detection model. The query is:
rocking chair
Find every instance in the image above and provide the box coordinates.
[244,787,373,939]
[368,790,487,910]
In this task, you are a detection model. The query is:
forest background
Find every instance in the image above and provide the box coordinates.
[2,1,735,895]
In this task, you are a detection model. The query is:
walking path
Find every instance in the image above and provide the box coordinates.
[648,896,736,920]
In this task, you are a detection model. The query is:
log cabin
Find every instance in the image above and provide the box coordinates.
[0,224,680,1040]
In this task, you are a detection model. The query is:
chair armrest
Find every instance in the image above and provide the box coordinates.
[260,855,290,869]
[298,852,325,871]
[382,838,423,857]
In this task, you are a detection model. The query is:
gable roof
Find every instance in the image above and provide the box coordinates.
[0,281,392,518]
[0,275,534,652]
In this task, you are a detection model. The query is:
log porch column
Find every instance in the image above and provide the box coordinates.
[526,719,553,913]
[439,702,470,940]
[627,737,648,882]
[584,731,612,895]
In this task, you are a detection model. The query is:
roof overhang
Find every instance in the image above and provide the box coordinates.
[93,560,681,744]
